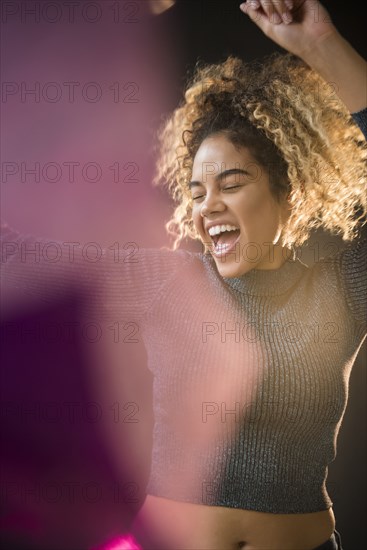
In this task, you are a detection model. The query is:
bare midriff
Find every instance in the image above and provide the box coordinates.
[129,494,335,550]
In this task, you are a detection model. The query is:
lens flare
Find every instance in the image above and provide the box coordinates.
[91,533,142,550]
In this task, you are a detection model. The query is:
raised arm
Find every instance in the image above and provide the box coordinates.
[1,221,192,324]
[239,0,367,113]
[239,0,367,332]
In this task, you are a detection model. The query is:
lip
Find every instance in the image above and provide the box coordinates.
[203,221,241,258]
[204,220,239,232]
[205,220,241,259]
[204,221,241,247]
[210,231,241,259]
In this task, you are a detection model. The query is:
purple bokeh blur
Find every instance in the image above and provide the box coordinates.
[1,0,179,247]
[1,1,180,549]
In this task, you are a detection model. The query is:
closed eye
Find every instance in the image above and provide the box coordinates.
[223,185,241,191]
[192,185,243,201]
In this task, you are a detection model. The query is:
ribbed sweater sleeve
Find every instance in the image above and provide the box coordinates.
[0,222,192,323]
[334,107,367,329]
[331,236,367,330]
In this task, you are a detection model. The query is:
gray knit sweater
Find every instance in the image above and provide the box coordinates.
[1,109,366,514]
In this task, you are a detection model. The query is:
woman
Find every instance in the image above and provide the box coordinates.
[1,1,366,549]
[128,1,367,549]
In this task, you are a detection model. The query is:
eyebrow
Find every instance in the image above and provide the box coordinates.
[188,168,250,190]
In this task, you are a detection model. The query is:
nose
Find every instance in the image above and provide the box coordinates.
[200,191,225,218]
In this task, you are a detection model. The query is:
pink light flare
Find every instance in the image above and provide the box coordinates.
[91,533,142,550]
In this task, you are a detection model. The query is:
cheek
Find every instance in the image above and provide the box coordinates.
[192,208,203,233]
[236,192,272,222]
[191,206,199,222]
[237,195,280,234]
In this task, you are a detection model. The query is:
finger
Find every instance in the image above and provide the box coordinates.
[239,1,271,32]
[239,1,264,23]
[239,0,292,28]
[259,0,294,25]
[147,0,176,15]
[239,1,261,18]
[259,0,282,25]
[272,0,293,24]
[239,0,261,12]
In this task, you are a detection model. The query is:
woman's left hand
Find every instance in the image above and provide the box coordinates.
[239,0,337,60]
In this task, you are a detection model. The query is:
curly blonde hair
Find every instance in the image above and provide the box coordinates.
[152,52,367,250]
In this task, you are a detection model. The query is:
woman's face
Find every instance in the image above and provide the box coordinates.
[190,132,291,278]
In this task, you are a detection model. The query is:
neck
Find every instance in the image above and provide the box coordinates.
[255,245,294,271]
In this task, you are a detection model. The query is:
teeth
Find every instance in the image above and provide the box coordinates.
[208,224,239,237]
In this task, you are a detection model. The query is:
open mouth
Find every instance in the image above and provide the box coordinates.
[208,227,241,258]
